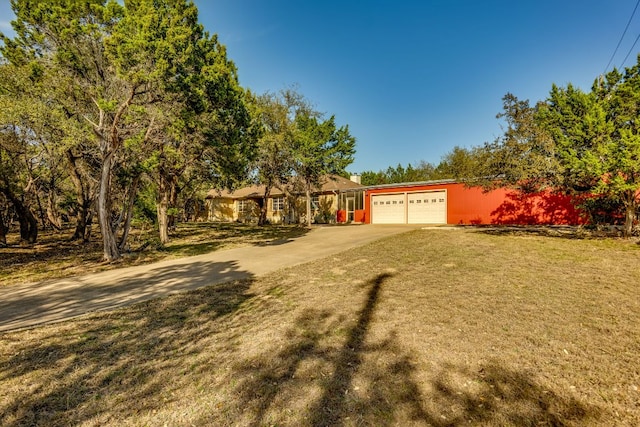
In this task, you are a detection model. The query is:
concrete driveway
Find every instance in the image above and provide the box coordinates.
[0,224,414,332]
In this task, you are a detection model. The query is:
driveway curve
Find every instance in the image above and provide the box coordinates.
[0,225,414,332]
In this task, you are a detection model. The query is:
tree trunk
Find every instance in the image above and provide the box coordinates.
[66,150,95,242]
[46,191,62,230]
[168,177,178,230]
[157,200,169,244]
[95,88,135,261]
[259,185,272,226]
[84,209,94,242]
[306,185,312,227]
[157,174,170,245]
[97,148,120,261]
[2,187,38,244]
[118,175,140,252]
[623,195,636,239]
[35,190,47,229]
[14,197,38,244]
[0,209,7,247]
[72,202,89,241]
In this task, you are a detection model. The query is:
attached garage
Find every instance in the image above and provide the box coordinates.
[362,179,584,226]
[370,189,447,224]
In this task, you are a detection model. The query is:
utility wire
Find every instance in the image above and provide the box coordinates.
[604,0,640,73]
[620,30,640,68]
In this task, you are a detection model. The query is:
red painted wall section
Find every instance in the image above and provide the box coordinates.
[447,184,507,225]
[354,209,366,223]
[336,209,367,223]
[364,183,584,225]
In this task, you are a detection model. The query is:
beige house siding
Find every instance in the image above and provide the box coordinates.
[206,198,235,222]
[205,175,364,224]
[206,194,339,224]
[314,194,337,223]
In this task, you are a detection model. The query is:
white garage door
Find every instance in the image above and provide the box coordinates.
[371,194,405,224]
[407,191,447,224]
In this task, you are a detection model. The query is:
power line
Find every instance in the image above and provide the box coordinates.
[604,0,640,73]
[620,30,640,68]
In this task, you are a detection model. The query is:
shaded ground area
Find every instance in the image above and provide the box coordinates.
[1,228,639,426]
[475,224,640,240]
[0,223,309,285]
[0,224,412,331]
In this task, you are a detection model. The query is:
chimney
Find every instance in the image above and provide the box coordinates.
[350,175,361,184]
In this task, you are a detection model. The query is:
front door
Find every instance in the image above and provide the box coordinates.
[347,196,355,222]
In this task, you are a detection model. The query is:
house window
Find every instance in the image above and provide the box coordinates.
[311,196,320,211]
[272,197,285,212]
[238,199,249,213]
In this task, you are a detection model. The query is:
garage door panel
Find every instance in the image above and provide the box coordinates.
[371,194,405,224]
[407,191,446,224]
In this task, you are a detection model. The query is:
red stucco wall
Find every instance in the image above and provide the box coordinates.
[336,209,367,223]
[364,182,584,225]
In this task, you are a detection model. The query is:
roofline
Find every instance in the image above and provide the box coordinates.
[358,178,459,191]
[207,178,480,198]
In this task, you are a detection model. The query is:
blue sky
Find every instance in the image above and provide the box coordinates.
[2,1,640,173]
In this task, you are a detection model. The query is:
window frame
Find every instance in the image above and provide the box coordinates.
[272,196,285,212]
[238,199,256,214]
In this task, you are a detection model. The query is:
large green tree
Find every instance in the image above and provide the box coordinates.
[108,0,255,244]
[0,57,76,244]
[250,91,295,225]
[2,0,137,259]
[476,58,640,236]
[249,88,355,226]
[291,108,356,226]
[476,93,560,192]
[2,0,256,257]
[538,66,640,236]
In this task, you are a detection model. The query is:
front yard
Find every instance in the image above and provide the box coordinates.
[1,228,639,426]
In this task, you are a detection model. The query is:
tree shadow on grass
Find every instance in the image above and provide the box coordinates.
[475,225,588,240]
[0,223,310,280]
[231,272,601,426]
[308,273,392,426]
[231,273,436,426]
[164,223,310,256]
[231,273,393,426]
[426,362,601,426]
[0,260,253,331]
[0,268,256,426]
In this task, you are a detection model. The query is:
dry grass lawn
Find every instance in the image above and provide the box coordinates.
[1,227,639,426]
